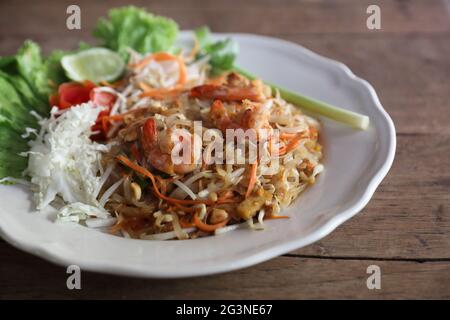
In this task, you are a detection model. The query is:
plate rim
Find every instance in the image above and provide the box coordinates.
[0,32,396,278]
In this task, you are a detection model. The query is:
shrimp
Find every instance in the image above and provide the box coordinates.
[209,100,241,132]
[190,72,266,102]
[140,118,201,175]
[190,84,263,102]
[209,99,273,137]
[241,100,272,131]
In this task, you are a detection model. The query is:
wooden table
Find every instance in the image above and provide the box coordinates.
[1,0,449,299]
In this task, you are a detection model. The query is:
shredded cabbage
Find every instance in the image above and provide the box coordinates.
[25,102,109,209]
[57,202,111,223]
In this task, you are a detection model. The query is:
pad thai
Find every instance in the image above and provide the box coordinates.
[0,7,334,240]
[97,67,322,240]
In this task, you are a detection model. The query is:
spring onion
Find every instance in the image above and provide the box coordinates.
[235,66,370,130]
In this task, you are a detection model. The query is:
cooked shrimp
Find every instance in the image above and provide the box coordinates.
[140,118,201,175]
[190,84,263,102]
[209,99,273,138]
[241,100,272,132]
[209,100,241,132]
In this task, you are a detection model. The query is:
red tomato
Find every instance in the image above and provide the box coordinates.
[49,80,118,141]
[57,82,92,109]
[49,80,100,110]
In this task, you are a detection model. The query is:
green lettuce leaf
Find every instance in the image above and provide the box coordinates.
[0,149,28,180]
[44,50,69,86]
[0,77,36,180]
[93,6,179,59]
[0,75,38,131]
[0,71,48,116]
[0,38,89,182]
[15,40,55,101]
[194,26,239,75]
[0,41,54,181]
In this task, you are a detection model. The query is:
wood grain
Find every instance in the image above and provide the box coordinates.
[1,0,449,36]
[0,0,449,299]
[1,243,449,299]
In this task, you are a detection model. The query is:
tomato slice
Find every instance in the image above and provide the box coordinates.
[57,82,92,109]
[49,80,119,141]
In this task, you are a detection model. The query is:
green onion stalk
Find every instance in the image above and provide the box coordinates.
[235,66,370,130]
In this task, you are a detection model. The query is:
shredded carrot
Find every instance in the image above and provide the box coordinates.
[156,175,167,195]
[102,114,125,122]
[100,80,111,87]
[193,212,230,233]
[116,155,212,205]
[276,133,304,156]
[180,219,195,228]
[132,52,178,69]
[280,132,298,139]
[101,116,109,134]
[217,190,240,204]
[100,79,124,88]
[139,85,184,100]
[283,134,304,153]
[138,82,152,92]
[174,203,196,213]
[98,114,125,136]
[177,55,187,84]
[132,52,187,85]
[265,215,290,220]
[245,162,258,198]
[309,126,318,139]
[218,190,234,201]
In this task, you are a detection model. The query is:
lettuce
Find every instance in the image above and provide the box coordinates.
[15,41,56,101]
[0,38,90,182]
[93,7,236,74]
[0,71,48,116]
[93,6,178,59]
[0,74,39,180]
[0,76,38,130]
[44,50,70,87]
[0,123,29,179]
[0,41,65,181]
[194,26,238,75]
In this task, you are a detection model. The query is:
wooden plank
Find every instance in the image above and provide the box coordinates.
[0,0,449,36]
[282,34,450,100]
[1,243,449,299]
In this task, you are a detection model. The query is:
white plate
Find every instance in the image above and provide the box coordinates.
[0,32,396,278]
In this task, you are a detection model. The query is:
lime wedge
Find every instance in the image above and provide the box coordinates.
[61,48,125,83]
